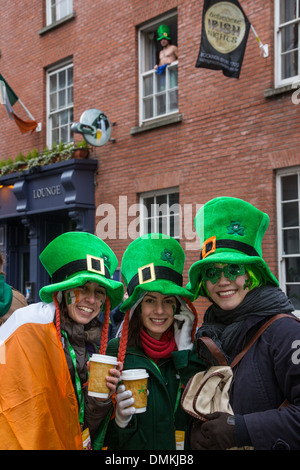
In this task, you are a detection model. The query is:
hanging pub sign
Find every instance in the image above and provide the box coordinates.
[195,0,250,78]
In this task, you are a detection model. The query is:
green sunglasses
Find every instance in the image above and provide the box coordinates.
[202,263,246,284]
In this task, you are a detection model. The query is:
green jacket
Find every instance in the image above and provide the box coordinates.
[104,338,205,450]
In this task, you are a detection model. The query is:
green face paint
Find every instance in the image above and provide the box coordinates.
[66,292,72,305]
[172,304,176,316]
[202,264,246,284]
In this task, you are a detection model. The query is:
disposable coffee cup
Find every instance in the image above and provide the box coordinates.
[121,369,149,413]
[88,354,118,398]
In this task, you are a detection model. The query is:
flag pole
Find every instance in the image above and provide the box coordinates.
[17,98,42,132]
[250,24,269,58]
[18,98,36,121]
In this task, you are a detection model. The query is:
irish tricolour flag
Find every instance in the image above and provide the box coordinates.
[0,74,38,134]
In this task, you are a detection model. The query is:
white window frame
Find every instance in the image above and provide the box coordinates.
[46,61,73,147]
[46,0,73,26]
[138,13,178,126]
[140,188,180,240]
[275,0,300,88]
[276,166,300,316]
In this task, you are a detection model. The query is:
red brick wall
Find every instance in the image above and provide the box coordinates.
[1,1,299,322]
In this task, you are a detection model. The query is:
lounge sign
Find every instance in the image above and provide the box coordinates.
[33,184,62,199]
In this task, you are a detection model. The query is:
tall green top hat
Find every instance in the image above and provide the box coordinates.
[39,232,124,309]
[187,197,279,298]
[157,24,171,41]
[120,233,194,312]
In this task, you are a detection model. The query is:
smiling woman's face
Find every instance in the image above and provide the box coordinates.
[140,292,177,340]
[205,264,249,310]
[64,282,106,325]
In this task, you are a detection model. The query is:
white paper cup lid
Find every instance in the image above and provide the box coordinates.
[121,368,149,380]
[90,354,118,365]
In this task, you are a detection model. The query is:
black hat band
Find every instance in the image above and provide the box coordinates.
[127,263,183,297]
[200,238,260,260]
[52,255,110,283]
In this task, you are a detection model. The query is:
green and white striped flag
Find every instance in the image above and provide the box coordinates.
[0,74,38,133]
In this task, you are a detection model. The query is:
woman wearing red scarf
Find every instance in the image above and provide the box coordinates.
[104,233,205,450]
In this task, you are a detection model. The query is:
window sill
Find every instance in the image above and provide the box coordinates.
[264,83,295,99]
[38,12,76,35]
[130,113,183,135]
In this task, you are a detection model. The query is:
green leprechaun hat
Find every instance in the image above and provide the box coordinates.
[39,232,124,309]
[120,233,194,312]
[0,274,13,317]
[187,197,279,298]
[157,24,171,41]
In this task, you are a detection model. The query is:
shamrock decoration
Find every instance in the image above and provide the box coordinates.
[102,254,111,269]
[227,221,245,236]
[161,249,175,265]
[138,384,147,395]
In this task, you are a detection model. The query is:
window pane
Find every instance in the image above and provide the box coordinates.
[58,70,66,89]
[283,201,299,227]
[59,0,69,19]
[286,284,300,309]
[157,194,167,208]
[281,24,298,53]
[52,113,58,128]
[67,87,73,105]
[169,193,179,207]
[143,98,153,120]
[58,89,66,108]
[156,74,166,92]
[143,75,153,96]
[51,3,56,22]
[170,214,179,238]
[60,109,68,125]
[169,90,178,112]
[158,215,168,234]
[144,197,154,216]
[168,68,178,88]
[280,0,297,23]
[282,50,298,79]
[60,125,68,142]
[50,93,57,112]
[52,127,59,144]
[49,74,57,93]
[284,228,300,253]
[144,217,155,233]
[67,66,73,86]
[170,203,180,218]
[282,174,298,200]
[286,255,300,282]
[156,94,166,116]
[281,22,298,80]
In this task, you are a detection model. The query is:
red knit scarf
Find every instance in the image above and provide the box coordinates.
[140,326,177,362]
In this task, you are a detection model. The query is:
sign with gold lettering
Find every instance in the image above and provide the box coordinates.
[195,0,250,78]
